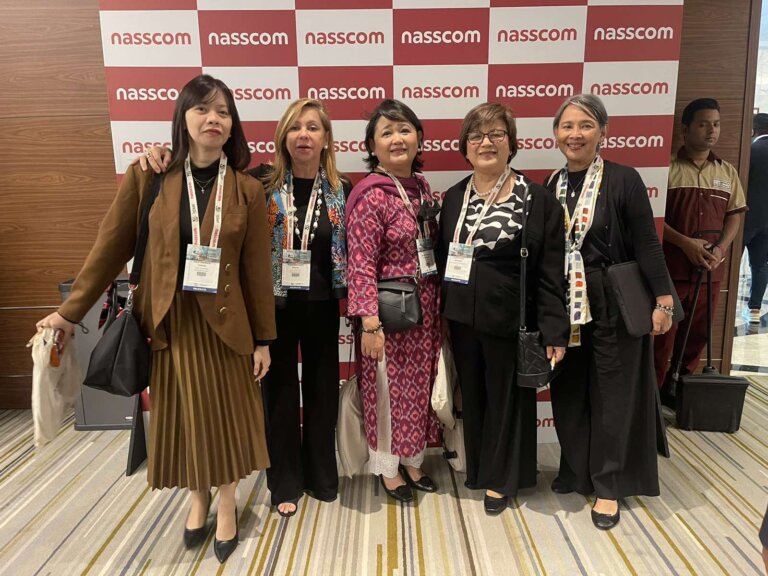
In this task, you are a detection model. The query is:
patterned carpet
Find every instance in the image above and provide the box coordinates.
[0,377,766,576]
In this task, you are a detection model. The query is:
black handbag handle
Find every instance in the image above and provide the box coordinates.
[518,184,531,331]
[128,173,163,289]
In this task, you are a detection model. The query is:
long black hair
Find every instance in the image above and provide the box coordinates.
[168,74,250,172]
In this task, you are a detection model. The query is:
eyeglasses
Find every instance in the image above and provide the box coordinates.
[467,129,508,145]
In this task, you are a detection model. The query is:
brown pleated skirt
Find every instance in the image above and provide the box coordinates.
[147,291,270,490]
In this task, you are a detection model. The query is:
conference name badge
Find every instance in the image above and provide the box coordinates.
[282,249,311,290]
[444,242,474,284]
[182,245,221,293]
[416,238,438,276]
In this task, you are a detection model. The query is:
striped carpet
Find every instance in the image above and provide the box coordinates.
[0,377,766,576]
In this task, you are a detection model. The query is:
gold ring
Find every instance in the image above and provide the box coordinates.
[145,150,152,159]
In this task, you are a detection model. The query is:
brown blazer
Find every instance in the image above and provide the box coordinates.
[59,164,276,354]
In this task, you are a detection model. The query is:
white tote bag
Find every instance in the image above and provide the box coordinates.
[431,338,457,428]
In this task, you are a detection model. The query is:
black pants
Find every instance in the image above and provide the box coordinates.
[550,268,659,499]
[261,299,340,504]
[744,226,768,310]
[449,321,537,496]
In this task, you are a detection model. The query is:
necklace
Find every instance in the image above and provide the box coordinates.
[293,177,324,245]
[192,174,216,194]
[568,173,587,198]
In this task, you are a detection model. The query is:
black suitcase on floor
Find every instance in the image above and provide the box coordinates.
[672,269,749,432]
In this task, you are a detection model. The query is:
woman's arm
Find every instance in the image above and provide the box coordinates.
[533,187,570,348]
[241,175,277,344]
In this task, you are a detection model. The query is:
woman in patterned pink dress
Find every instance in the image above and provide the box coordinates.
[346,100,441,503]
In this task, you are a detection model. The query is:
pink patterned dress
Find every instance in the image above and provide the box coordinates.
[346,172,441,457]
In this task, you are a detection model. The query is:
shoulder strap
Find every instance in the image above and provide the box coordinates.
[128,173,163,287]
[519,184,531,331]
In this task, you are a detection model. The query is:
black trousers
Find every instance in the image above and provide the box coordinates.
[550,268,659,500]
[261,298,340,504]
[449,321,537,496]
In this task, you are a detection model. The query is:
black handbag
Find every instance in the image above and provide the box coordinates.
[377,278,422,333]
[606,261,684,338]
[516,184,554,389]
[83,174,162,397]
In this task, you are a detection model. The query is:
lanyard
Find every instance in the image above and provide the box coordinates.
[284,172,322,251]
[452,166,511,245]
[184,153,227,248]
[377,167,428,239]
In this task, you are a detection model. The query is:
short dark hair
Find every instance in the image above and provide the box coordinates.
[363,99,424,172]
[168,74,250,173]
[754,113,768,134]
[681,98,720,126]
[458,102,518,163]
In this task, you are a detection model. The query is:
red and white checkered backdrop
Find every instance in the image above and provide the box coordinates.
[99,0,684,441]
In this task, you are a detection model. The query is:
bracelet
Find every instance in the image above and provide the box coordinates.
[362,322,383,334]
[654,303,674,317]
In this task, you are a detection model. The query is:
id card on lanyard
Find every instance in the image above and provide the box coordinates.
[182,153,226,293]
[281,173,322,290]
[444,167,510,284]
[378,167,438,277]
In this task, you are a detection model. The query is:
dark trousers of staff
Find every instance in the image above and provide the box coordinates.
[261,299,340,505]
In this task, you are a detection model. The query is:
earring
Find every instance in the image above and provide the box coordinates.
[323,144,328,149]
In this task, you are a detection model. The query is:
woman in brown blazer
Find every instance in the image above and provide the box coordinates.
[36,75,275,564]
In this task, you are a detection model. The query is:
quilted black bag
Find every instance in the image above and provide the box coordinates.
[83,174,162,397]
[516,185,553,389]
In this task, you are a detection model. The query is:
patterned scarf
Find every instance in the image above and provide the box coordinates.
[266,168,347,300]
[555,154,604,346]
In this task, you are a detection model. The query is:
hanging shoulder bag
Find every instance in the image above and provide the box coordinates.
[83,174,162,397]
[516,185,554,389]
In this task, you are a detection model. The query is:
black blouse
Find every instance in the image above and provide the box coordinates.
[177,160,218,290]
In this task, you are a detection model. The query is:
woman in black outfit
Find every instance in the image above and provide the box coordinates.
[438,102,569,515]
[256,99,350,517]
[546,94,674,530]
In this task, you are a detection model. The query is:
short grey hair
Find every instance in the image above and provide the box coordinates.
[552,94,609,130]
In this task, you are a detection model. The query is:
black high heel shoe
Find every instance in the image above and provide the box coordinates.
[214,506,239,563]
[183,491,211,549]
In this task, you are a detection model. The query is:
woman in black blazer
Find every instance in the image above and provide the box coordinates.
[437,102,569,515]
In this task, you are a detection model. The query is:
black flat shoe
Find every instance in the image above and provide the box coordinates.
[399,465,437,493]
[183,491,211,549]
[214,506,239,563]
[591,506,620,530]
[550,476,574,495]
[483,493,508,516]
[277,497,300,518]
[379,474,413,503]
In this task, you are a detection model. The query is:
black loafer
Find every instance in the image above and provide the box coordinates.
[183,491,211,549]
[214,506,239,563]
[483,493,508,516]
[399,465,437,493]
[550,476,574,495]
[591,507,620,530]
[379,474,414,503]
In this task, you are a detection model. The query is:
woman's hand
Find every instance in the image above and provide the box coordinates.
[547,346,566,365]
[361,316,385,361]
[253,345,271,381]
[35,312,76,351]
[132,146,172,173]
[651,309,673,336]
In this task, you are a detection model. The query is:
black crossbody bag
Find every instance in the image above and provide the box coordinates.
[516,185,554,389]
[83,174,162,397]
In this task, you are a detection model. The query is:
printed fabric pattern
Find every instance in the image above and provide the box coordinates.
[266,169,347,299]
